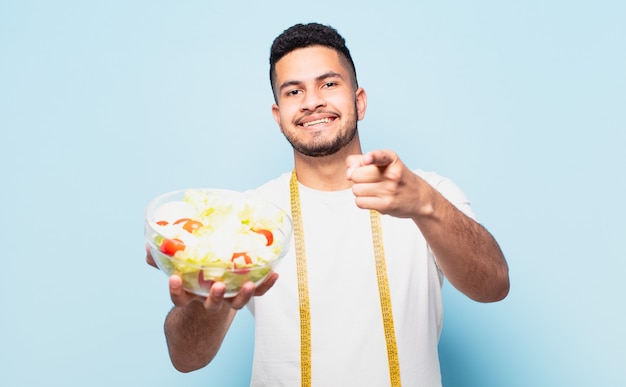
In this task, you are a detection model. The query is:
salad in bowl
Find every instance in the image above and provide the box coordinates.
[145,188,292,297]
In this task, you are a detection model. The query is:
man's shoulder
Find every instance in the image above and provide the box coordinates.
[247,171,292,209]
[253,171,291,192]
[413,168,463,190]
[413,168,475,219]
[412,168,449,187]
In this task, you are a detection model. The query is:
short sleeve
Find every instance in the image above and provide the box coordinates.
[413,169,476,221]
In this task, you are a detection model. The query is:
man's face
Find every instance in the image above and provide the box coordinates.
[271,46,367,157]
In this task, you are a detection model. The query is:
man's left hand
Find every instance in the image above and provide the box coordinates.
[346,149,425,219]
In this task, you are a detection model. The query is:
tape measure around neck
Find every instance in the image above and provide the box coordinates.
[289,170,401,387]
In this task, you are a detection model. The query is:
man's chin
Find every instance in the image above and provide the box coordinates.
[284,127,357,158]
[296,147,340,158]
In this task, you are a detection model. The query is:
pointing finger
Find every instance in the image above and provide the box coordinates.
[365,150,397,167]
[346,150,397,180]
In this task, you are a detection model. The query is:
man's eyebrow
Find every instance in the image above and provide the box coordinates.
[278,80,302,91]
[278,72,345,91]
[316,71,343,82]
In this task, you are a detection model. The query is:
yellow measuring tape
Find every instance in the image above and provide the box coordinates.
[289,170,401,387]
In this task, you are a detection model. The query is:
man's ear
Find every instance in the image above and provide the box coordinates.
[271,103,281,130]
[355,87,367,121]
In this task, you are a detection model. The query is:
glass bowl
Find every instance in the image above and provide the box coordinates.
[145,188,292,297]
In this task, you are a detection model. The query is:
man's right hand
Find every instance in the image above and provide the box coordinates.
[146,246,279,311]
[168,272,279,312]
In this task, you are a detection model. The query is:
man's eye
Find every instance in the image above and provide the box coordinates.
[286,89,301,96]
[323,82,336,88]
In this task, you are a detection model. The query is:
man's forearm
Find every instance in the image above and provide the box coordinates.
[414,187,510,302]
[164,300,236,372]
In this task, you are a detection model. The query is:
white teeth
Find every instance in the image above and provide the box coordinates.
[302,118,330,127]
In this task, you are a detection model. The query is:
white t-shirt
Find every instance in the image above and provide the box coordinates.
[248,170,475,387]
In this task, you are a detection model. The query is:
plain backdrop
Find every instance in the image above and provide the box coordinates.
[1,1,624,386]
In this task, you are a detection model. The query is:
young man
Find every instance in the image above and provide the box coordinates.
[148,23,509,386]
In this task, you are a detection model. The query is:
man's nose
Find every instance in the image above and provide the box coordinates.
[300,89,326,111]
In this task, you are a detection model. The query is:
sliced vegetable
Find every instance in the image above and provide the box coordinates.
[231,252,253,265]
[174,218,204,233]
[197,271,214,289]
[160,238,186,256]
[254,228,274,246]
[231,252,252,274]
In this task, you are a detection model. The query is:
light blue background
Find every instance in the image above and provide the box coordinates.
[1,1,624,386]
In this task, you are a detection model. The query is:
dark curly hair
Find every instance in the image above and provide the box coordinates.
[269,23,358,101]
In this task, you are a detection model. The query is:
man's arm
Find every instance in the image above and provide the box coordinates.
[147,252,278,372]
[408,185,509,302]
[163,276,238,372]
[347,150,509,302]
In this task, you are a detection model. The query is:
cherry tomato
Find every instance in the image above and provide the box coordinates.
[174,218,203,233]
[160,238,186,256]
[254,229,274,246]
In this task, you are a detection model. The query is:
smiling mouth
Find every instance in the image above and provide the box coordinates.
[301,117,332,127]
